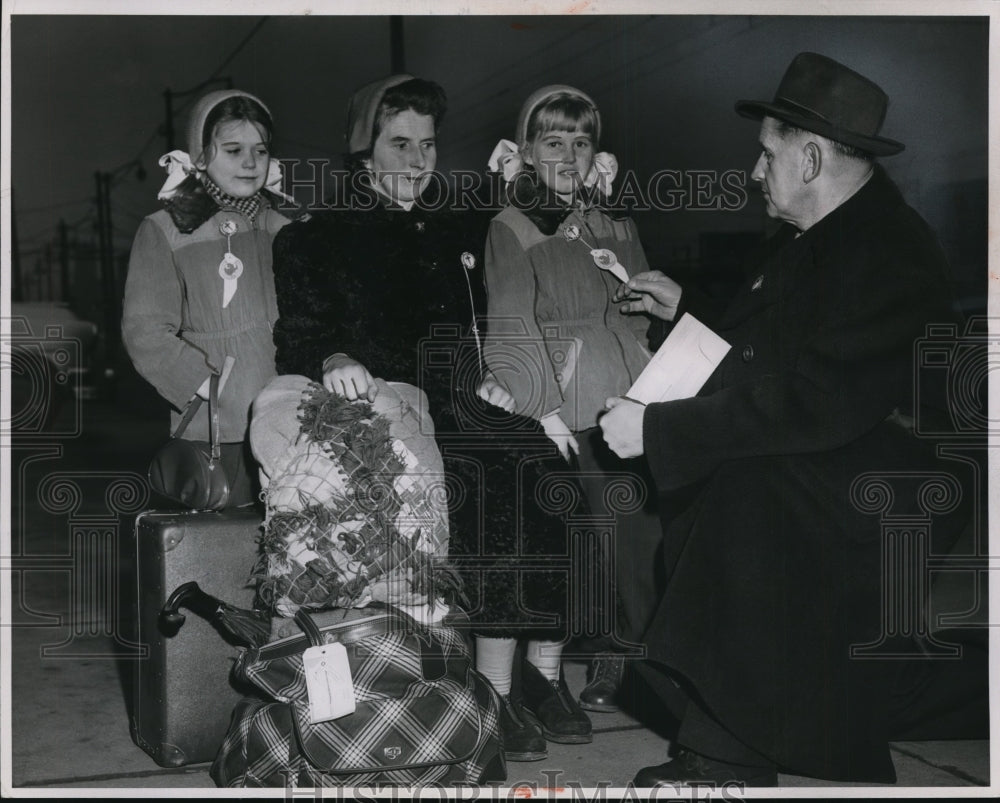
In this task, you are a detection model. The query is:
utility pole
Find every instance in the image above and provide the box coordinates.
[164,89,175,151]
[45,244,54,300]
[93,159,144,366]
[390,16,405,74]
[94,170,118,363]
[58,219,70,303]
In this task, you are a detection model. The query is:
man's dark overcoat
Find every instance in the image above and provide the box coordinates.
[641,166,969,782]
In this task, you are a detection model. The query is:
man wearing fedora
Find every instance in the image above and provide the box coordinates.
[600,52,987,786]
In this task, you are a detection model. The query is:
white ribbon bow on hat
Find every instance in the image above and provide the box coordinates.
[487,139,619,196]
[156,151,197,200]
[156,150,296,203]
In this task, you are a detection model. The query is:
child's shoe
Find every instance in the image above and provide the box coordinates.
[520,660,593,744]
[497,692,547,761]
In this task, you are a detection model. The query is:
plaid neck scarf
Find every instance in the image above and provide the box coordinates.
[202,176,264,223]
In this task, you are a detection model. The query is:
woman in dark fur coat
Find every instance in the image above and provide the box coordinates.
[270,75,595,761]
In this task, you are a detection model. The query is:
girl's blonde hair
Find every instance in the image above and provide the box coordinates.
[523,92,600,148]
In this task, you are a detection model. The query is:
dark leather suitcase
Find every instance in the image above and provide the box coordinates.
[127,508,262,767]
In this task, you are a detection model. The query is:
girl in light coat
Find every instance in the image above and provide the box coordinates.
[123,89,293,506]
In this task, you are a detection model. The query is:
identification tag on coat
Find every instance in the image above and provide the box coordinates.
[303,642,356,722]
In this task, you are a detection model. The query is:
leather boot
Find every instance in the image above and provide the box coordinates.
[497,692,547,762]
[579,654,625,713]
[520,659,593,744]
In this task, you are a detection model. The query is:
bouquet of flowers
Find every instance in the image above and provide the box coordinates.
[249,375,462,618]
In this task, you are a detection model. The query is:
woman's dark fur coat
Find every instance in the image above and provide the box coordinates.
[272,192,593,638]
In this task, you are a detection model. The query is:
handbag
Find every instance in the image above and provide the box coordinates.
[210,605,506,788]
[148,373,230,510]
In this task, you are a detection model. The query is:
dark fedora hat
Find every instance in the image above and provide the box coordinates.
[735,52,904,156]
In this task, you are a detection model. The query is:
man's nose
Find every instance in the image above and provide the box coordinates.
[410,148,426,170]
[750,153,766,182]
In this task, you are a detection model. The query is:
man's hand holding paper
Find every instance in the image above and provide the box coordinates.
[600,396,647,458]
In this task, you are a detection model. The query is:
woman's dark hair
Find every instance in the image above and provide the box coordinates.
[344,78,447,174]
[201,95,274,162]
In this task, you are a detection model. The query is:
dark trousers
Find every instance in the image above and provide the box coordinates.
[635,635,989,772]
[574,427,665,648]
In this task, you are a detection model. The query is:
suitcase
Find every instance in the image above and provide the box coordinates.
[127,508,262,767]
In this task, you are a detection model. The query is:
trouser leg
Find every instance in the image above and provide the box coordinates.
[634,660,772,767]
[575,427,663,645]
[886,635,989,741]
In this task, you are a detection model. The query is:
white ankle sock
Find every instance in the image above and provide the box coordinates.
[475,637,517,696]
[526,639,563,682]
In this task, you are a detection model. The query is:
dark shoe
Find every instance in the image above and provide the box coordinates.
[498,693,547,762]
[579,654,625,713]
[520,660,593,744]
[633,748,778,788]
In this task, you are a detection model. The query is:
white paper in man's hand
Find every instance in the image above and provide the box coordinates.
[625,313,730,404]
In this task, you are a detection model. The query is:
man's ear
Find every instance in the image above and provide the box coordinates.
[802,141,821,183]
[362,156,374,172]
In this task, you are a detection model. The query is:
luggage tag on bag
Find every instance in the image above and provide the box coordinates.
[302,642,356,723]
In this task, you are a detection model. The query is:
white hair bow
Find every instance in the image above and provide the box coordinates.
[156,150,296,203]
[157,151,197,200]
[486,139,619,196]
[487,139,524,183]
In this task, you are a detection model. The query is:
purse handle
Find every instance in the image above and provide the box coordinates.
[170,373,222,463]
[293,602,423,648]
[292,604,452,680]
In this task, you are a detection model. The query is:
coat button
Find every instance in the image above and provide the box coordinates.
[741,345,755,362]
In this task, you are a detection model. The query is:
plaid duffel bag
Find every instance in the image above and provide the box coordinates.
[210,605,506,788]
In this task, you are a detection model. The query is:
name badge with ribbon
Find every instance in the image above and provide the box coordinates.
[218,219,244,308]
[562,223,630,284]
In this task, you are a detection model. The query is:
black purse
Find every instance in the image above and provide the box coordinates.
[148,373,230,510]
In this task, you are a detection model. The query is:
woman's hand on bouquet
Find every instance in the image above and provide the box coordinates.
[476,372,516,413]
[322,353,378,402]
[540,411,580,462]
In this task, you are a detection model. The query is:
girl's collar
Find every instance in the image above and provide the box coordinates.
[508,174,617,236]
[201,174,265,222]
[162,174,278,234]
[371,182,415,211]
